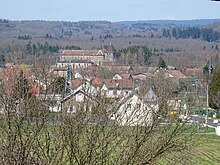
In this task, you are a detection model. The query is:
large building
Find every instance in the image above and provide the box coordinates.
[57,43,116,71]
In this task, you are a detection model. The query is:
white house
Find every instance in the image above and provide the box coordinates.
[72,79,97,97]
[144,87,157,102]
[111,94,159,126]
[59,88,100,113]
[101,79,133,99]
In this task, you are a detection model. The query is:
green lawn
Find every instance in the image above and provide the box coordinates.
[192,134,220,165]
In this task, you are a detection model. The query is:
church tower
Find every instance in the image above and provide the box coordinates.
[105,43,116,62]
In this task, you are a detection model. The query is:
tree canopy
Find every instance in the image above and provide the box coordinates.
[158,57,167,68]
[209,68,220,109]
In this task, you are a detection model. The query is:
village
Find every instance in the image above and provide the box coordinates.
[0,43,207,126]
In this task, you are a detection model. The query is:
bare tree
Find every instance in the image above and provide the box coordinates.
[0,58,197,165]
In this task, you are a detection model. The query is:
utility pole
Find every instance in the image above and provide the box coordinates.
[205,48,213,124]
[64,60,72,97]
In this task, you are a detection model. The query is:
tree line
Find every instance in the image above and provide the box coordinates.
[162,27,220,42]
[26,42,81,55]
[117,45,153,65]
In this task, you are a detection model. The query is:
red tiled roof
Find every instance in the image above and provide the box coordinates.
[0,68,31,78]
[168,70,186,78]
[0,69,41,95]
[28,81,41,95]
[91,77,103,86]
[0,69,19,77]
[181,68,202,77]
[117,79,133,89]
[103,79,133,89]
[132,66,147,72]
[103,79,118,89]
[120,73,132,79]
[71,78,83,88]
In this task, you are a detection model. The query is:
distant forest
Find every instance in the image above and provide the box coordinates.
[0,19,220,67]
[162,27,220,42]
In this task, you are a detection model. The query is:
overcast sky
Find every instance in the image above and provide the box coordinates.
[0,0,219,21]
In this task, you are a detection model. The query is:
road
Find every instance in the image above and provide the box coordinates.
[190,115,219,127]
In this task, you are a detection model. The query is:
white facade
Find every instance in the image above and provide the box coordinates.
[101,84,132,99]
[56,62,93,70]
[112,95,159,126]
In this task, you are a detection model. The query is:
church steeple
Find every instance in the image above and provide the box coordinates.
[105,43,116,62]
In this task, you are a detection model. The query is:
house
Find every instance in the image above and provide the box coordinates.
[101,65,133,73]
[110,94,159,126]
[113,73,133,80]
[131,65,148,74]
[91,77,104,91]
[60,89,100,113]
[52,66,66,77]
[74,72,83,79]
[153,68,170,78]
[153,68,187,85]
[168,70,186,79]
[144,87,158,102]
[71,78,97,96]
[101,79,133,98]
[0,68,41,96]
[132,74,147,82]
[180,67,203,78]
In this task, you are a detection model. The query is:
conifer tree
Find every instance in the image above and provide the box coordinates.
[209,68,220,109]
[158,57,167,68]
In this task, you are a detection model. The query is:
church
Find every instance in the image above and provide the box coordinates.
[57,43,116,70]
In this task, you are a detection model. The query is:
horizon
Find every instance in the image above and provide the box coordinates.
[0,0,220,22]
[2,18,220,23]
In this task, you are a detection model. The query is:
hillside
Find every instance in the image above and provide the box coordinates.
[0,19,220,67]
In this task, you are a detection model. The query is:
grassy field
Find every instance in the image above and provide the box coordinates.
[192,134,220,165]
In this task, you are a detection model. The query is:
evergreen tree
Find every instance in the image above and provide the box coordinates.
[209,68,220,109]
[158,57,167,68]
[203,62,210,81]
